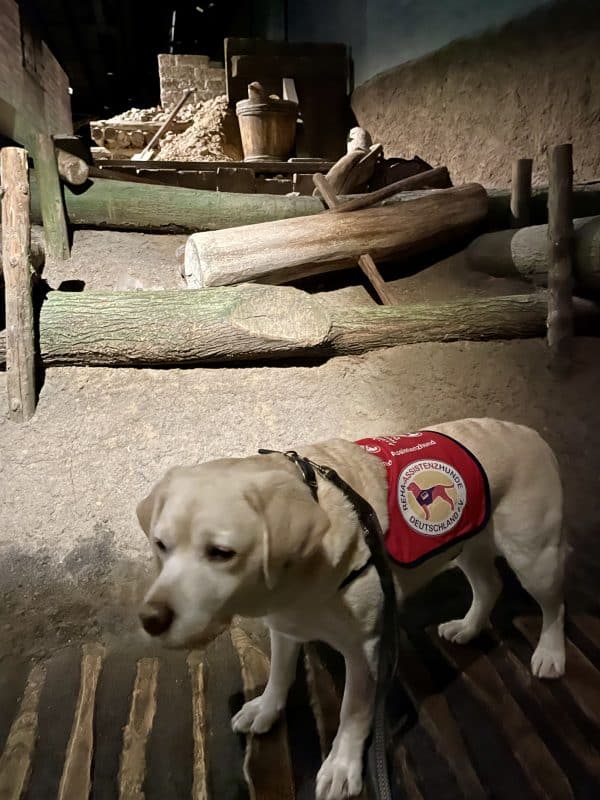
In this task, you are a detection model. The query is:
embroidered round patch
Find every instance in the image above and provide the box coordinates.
[397,459,466,536]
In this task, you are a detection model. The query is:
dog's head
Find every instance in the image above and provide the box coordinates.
[136,458,330,648]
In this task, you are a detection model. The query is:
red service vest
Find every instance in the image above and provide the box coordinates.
[355,431,491,567]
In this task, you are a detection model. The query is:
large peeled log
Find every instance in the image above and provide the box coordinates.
[184,184,488,288]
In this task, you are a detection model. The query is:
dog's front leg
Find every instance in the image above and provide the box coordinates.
[231,629,300,734]
[316,644,375,800]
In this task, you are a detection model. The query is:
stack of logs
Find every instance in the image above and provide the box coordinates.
[1,135,596,422]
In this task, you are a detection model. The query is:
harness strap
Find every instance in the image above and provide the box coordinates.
[338,555,374,591]
[258,448,400,800]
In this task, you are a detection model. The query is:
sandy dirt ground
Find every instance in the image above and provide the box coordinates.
[0,230,598,662]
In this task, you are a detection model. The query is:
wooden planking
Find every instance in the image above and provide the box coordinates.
[187,655,209,800]
[435,635,574,800]
[397,647,487,800]
[0,147,37,421]
[0,663,46,800]
[490,633,600,781]
[393,745,425,800]
[118,658,160,800]
[303,644,368,800]
[230,624,295,800]
[514,616,600,727]
[0,0,72,147]
[57,644,104,800]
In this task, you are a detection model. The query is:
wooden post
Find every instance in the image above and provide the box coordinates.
[547,144,574,370]
[0,147,37,421]
[313,172,396,305]
[34,133,70,260]
[510,158,533,228]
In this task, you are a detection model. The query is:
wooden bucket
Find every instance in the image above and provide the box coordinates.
[236,83,298,162]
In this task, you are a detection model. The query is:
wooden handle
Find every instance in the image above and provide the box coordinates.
[313,172,395,305]
[140,87,194,157]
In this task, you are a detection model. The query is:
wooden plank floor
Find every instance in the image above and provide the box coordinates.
[0,591,598,798]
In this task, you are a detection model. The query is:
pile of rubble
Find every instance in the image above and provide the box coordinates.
[156,95,242,162]
[99,102,203,126]
[90,95,242,161]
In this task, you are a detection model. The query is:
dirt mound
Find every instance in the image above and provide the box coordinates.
[101,103,201,125]
[156,95,243,161]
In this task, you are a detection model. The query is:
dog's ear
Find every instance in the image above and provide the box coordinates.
[136,479,168,539]
[245,471,330,590]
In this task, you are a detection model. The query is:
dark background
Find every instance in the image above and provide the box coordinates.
[23,0,288,125]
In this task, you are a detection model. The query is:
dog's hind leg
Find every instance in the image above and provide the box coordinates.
[506,535,566,679]
[438,535,502,644]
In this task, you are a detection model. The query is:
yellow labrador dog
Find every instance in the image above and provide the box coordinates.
[137,418,565,800]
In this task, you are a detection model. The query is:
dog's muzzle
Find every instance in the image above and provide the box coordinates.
[139,601,174,636]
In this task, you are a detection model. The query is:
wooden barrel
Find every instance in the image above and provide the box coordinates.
[236,86,297,162]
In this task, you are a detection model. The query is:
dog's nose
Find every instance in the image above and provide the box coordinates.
[139,601,174,636]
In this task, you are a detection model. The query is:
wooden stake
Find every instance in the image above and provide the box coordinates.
[547,144,574,370]
[510,158,533,228]
[313,172,396,305]
[34,133,70,260]
[1,147,37,421]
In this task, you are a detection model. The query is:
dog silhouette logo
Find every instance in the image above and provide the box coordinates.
[398,459,467,536]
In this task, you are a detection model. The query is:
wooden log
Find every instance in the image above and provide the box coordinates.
[466,216,600,291]
[29,175,323,233]
[547,143,574,369]
[331,167,452,214]
[510,158,533,228]
[0,224,45,279]
[33,133,70,260]
[0,288,580,368]
[313,172,395,305]
[184,183,488,288]
[0,147,36,421]
[56,148,89,186]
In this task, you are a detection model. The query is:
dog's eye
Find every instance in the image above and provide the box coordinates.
[206,545,236,562]
[155,538,168,553]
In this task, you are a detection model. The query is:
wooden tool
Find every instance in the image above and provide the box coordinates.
[132,87,193,161]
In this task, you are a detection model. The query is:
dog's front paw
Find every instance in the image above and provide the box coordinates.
[316,751,363,800]
[531,645,565,679]
[231,695,282,735]
[438,618,481,644]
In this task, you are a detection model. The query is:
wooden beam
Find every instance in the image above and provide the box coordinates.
[547,143,574,370]
[30,174,323,233]
[313,172,395,305]
[0,146,36,421]
[34,133,70,260]
[510,158,533,228]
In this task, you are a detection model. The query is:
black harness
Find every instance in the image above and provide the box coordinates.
[259,449,400,800]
